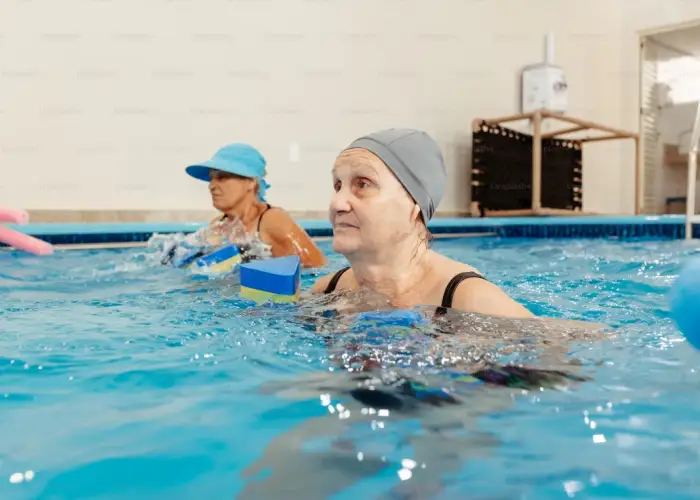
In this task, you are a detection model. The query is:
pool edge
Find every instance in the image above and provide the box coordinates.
[1,215,698,246]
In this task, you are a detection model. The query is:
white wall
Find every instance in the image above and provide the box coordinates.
[0,0,699,218]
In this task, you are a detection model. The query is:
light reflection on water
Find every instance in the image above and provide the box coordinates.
[1,237,699,499]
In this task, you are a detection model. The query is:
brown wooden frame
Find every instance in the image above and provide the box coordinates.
[470,110,641,217]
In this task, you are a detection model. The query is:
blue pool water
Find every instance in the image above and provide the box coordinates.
[2,236,700,499]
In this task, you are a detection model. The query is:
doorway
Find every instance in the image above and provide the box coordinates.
[640,23,700,214]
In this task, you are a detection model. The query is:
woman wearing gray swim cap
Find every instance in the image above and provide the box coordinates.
[311,128,533,319]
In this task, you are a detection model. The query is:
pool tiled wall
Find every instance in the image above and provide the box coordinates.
[2,216,699,247]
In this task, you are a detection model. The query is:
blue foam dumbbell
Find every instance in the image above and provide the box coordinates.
[190,244,242,273]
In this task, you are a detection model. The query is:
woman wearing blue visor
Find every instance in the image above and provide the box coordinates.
[185,143,327,268]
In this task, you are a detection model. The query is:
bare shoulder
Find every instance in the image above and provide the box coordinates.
[451,278,534,319]
[311,267,354,294]
[259,208,328,267]
[261,208,318,242]
[311,273,335,294]
[259,207,306,244]
[434,253,533,319]
[260,207,296,231]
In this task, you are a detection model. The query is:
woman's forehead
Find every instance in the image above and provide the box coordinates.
[333,149,386,175]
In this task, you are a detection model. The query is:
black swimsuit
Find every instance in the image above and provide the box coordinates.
[322,266,486,314]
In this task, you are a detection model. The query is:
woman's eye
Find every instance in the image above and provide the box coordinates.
[333,181,341,192]
[356,179,371,189]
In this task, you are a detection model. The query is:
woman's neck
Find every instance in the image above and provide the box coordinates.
[349,243,432,304]
[224,199,265,230]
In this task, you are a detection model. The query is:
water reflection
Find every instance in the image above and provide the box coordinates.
[236,291,608,498]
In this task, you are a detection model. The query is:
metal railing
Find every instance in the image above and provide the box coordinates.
[685,100,700,239]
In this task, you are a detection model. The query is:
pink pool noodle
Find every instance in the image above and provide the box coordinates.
[0,226,53,255]
[0,208,53,255]
[0,208,29,224]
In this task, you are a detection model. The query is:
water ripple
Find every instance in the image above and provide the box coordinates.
[1,238,699,498]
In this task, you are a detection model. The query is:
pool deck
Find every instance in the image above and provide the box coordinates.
[2,215,699,246]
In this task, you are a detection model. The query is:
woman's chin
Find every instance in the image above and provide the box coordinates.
[211,197,234,213]
[331,235,360,255]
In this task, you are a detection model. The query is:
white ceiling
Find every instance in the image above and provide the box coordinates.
[650,25,700,59]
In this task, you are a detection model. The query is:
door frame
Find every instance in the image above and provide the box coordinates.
[637,19,700,214]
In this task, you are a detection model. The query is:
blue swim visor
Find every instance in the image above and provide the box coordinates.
[186,143,271,202]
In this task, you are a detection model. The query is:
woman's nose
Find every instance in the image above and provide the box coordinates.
[329,188,352,214]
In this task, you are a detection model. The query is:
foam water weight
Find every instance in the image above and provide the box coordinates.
[240,255,301,303]
[190,245,242,273]
[151,216,271,273]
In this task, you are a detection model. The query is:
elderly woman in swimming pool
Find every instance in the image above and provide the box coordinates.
[184,143,327,268]
[311,128,533,318]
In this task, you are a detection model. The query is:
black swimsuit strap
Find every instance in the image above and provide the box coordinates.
[219,204,273,233]
[435,271,485,315]
[323,268,485,314]
[256,204,272,233]
[323,266,350,294]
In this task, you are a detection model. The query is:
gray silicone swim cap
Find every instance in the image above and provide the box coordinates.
[343,128,446,222]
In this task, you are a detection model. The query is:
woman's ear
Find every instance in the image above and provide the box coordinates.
[411,203,421,224]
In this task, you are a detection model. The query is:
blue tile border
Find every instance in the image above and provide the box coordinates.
[1,215,699,246]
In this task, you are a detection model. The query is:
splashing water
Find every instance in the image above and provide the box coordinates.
[147,217,272,270]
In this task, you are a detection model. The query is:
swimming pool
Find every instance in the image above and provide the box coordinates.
[2,234,700,499]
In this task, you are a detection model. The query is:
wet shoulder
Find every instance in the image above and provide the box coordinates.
[438,260,534,318]
[261,207,313,236]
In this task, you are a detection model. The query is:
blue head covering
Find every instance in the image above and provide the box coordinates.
[185,143,271,202]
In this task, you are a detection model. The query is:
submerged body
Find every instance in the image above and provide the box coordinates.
[238,302,599,499]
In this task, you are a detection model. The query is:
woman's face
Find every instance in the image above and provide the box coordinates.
[329,148,419,257]
[208,169,256,213]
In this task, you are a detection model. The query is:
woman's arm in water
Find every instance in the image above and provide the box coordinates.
[259,210,328,268]
[451,279,611,338]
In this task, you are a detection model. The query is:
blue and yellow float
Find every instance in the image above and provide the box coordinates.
[240,255,301,304]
